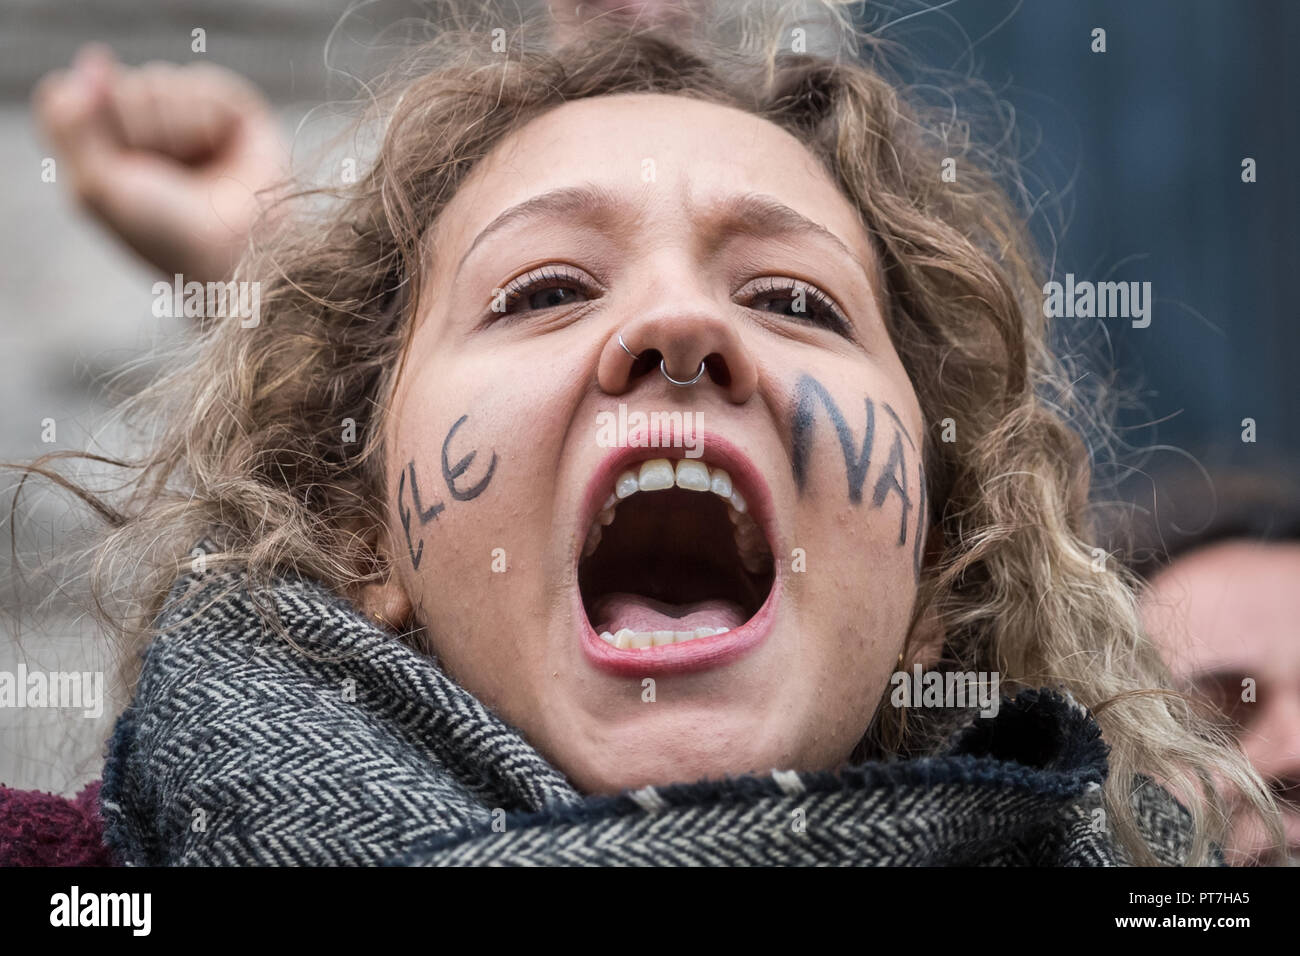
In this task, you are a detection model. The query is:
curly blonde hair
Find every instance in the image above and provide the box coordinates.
[11,0,1282,864]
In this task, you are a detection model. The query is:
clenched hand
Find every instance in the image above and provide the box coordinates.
[33,44,289,283]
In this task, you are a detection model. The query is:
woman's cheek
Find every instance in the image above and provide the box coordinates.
[386,359,523,603]
[783,369,926,625]
[390,409,503,601]
[387,361,573,633]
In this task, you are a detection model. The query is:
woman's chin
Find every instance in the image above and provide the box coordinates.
[547,707,842,796]
[516,610,872,794]
[565,748,778,797]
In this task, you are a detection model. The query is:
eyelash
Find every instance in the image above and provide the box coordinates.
[497,265,596,316]
[738,276,851,334]
[493,265,851,335]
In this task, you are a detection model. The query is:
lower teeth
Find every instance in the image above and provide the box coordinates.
[599,626,731,650]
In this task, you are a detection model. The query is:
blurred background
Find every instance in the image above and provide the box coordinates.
[0,0,1295,795]
[899,0,1298,487]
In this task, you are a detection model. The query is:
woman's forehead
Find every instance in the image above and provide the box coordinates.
[430,92,874,271]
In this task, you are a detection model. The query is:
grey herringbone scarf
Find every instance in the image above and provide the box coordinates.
[100,563,1198,866]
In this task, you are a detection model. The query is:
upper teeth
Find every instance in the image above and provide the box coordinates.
[582,458,772,574]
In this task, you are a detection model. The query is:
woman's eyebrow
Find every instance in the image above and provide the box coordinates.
[713,192,867,272]
[455,183,868,277]
[456,183,624,277]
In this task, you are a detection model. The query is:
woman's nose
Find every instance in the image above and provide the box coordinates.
[596,296,758,404]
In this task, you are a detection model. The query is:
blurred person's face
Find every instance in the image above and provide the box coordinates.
[375,93,929,794]
[1142,540,1300,861]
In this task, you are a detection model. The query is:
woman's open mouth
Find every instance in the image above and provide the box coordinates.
[574,437,780,675]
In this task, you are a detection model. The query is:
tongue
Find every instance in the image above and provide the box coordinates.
[589,593,749,634]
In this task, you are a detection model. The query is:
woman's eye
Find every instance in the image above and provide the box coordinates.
[498,266,596,317]
[526,286,584,310]
[740,277,851,336]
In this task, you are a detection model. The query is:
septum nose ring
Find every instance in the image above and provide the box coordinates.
[618,333,707,388]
